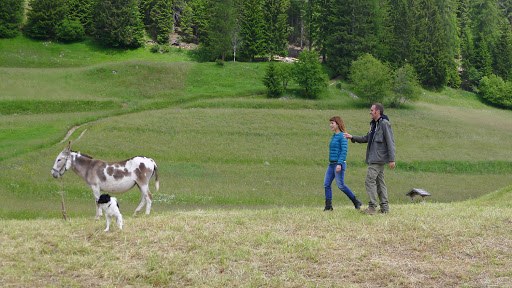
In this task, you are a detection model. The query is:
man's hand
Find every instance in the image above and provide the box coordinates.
[343,133,352,139]
[389,161,396,170]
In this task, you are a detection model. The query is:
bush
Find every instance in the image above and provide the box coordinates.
[161,45,170,53]
[149,45,160,53]
[468,67,482,89]
[391,64,420,107]
[275,62,292,92]
[0,0,24,38]
[56,19,85,42]
[479,74,512,108]
[350,53,392,104]
[293,50,328,99]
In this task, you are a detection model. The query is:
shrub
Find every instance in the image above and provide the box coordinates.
[479,74,512,108]
[350,53,392,104]
[468,67,482,89]
[0,0,24,38]
[56,19,85,42]
[391,64,420,107]
[161,45,170,53]
[293,50,328,99]
[149,45,160,53]
[275,62,292,92]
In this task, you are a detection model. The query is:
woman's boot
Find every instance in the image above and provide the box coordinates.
[351,198,362,210]
[324,200,333,211]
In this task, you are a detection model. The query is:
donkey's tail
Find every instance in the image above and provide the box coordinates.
[148,162,159,201]
[153,163,159,192]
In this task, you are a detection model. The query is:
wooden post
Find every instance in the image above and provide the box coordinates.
[61,177,68,221]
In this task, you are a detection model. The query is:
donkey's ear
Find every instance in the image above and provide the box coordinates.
[65,140,72,152]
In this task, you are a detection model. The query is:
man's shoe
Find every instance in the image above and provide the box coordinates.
[360,207,376,215]
[378,208,389,214]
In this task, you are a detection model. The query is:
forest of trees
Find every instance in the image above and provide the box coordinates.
[2,0,512,107]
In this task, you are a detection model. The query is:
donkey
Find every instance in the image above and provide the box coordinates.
[51,141,159,219]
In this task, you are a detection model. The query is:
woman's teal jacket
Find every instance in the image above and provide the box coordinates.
[329,133,348,164]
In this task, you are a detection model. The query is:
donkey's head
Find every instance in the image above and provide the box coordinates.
[51,141,72,178]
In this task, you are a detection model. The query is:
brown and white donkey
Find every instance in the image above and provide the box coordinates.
[51,141,159,219]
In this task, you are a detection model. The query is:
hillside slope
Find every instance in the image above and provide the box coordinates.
[1,37,511,220]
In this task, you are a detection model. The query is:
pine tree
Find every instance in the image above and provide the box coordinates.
[475,35,493,77]
[67,0,95,35]
[471,0,501,49]
[0,0,24,38]
[240,0,265,61]
[458,0,474,87]
[25,0,67,39]
[151,0,174,44]
[93,0,145,48]
[410,0,448,87]
[262,0,289,56]
[203,0,237,61]
[326,0,382,76]
[387,0,413,68]
[189,0,211,43]
[493,22,512,81]
[263,61,284,98]
[179,2,195,42]
[303,0,331,62]
[313,0,331,62]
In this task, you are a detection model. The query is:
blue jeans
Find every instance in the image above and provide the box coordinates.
[324,162,356,201]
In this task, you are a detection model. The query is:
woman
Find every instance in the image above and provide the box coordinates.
[323,116,362,211]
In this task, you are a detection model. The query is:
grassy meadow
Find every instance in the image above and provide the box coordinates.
[1,35,512,286]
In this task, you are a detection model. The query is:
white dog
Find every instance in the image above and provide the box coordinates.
[97,194,123,232]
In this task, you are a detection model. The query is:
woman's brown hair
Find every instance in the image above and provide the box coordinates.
[330,116,346,133]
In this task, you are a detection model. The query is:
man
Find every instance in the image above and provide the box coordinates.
[344,103,395,215]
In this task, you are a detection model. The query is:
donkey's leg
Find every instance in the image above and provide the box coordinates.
[142,185,152,215]
[134,189,147,216]
[93,187,102,220]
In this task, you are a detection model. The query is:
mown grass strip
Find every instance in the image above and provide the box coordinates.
[397,160,512,175]
[0,100,121,115]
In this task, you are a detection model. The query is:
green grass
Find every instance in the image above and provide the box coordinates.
[0,35,191,68]
[1,106,511,219]
[0,99,121,115]
[1,35,512,221]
